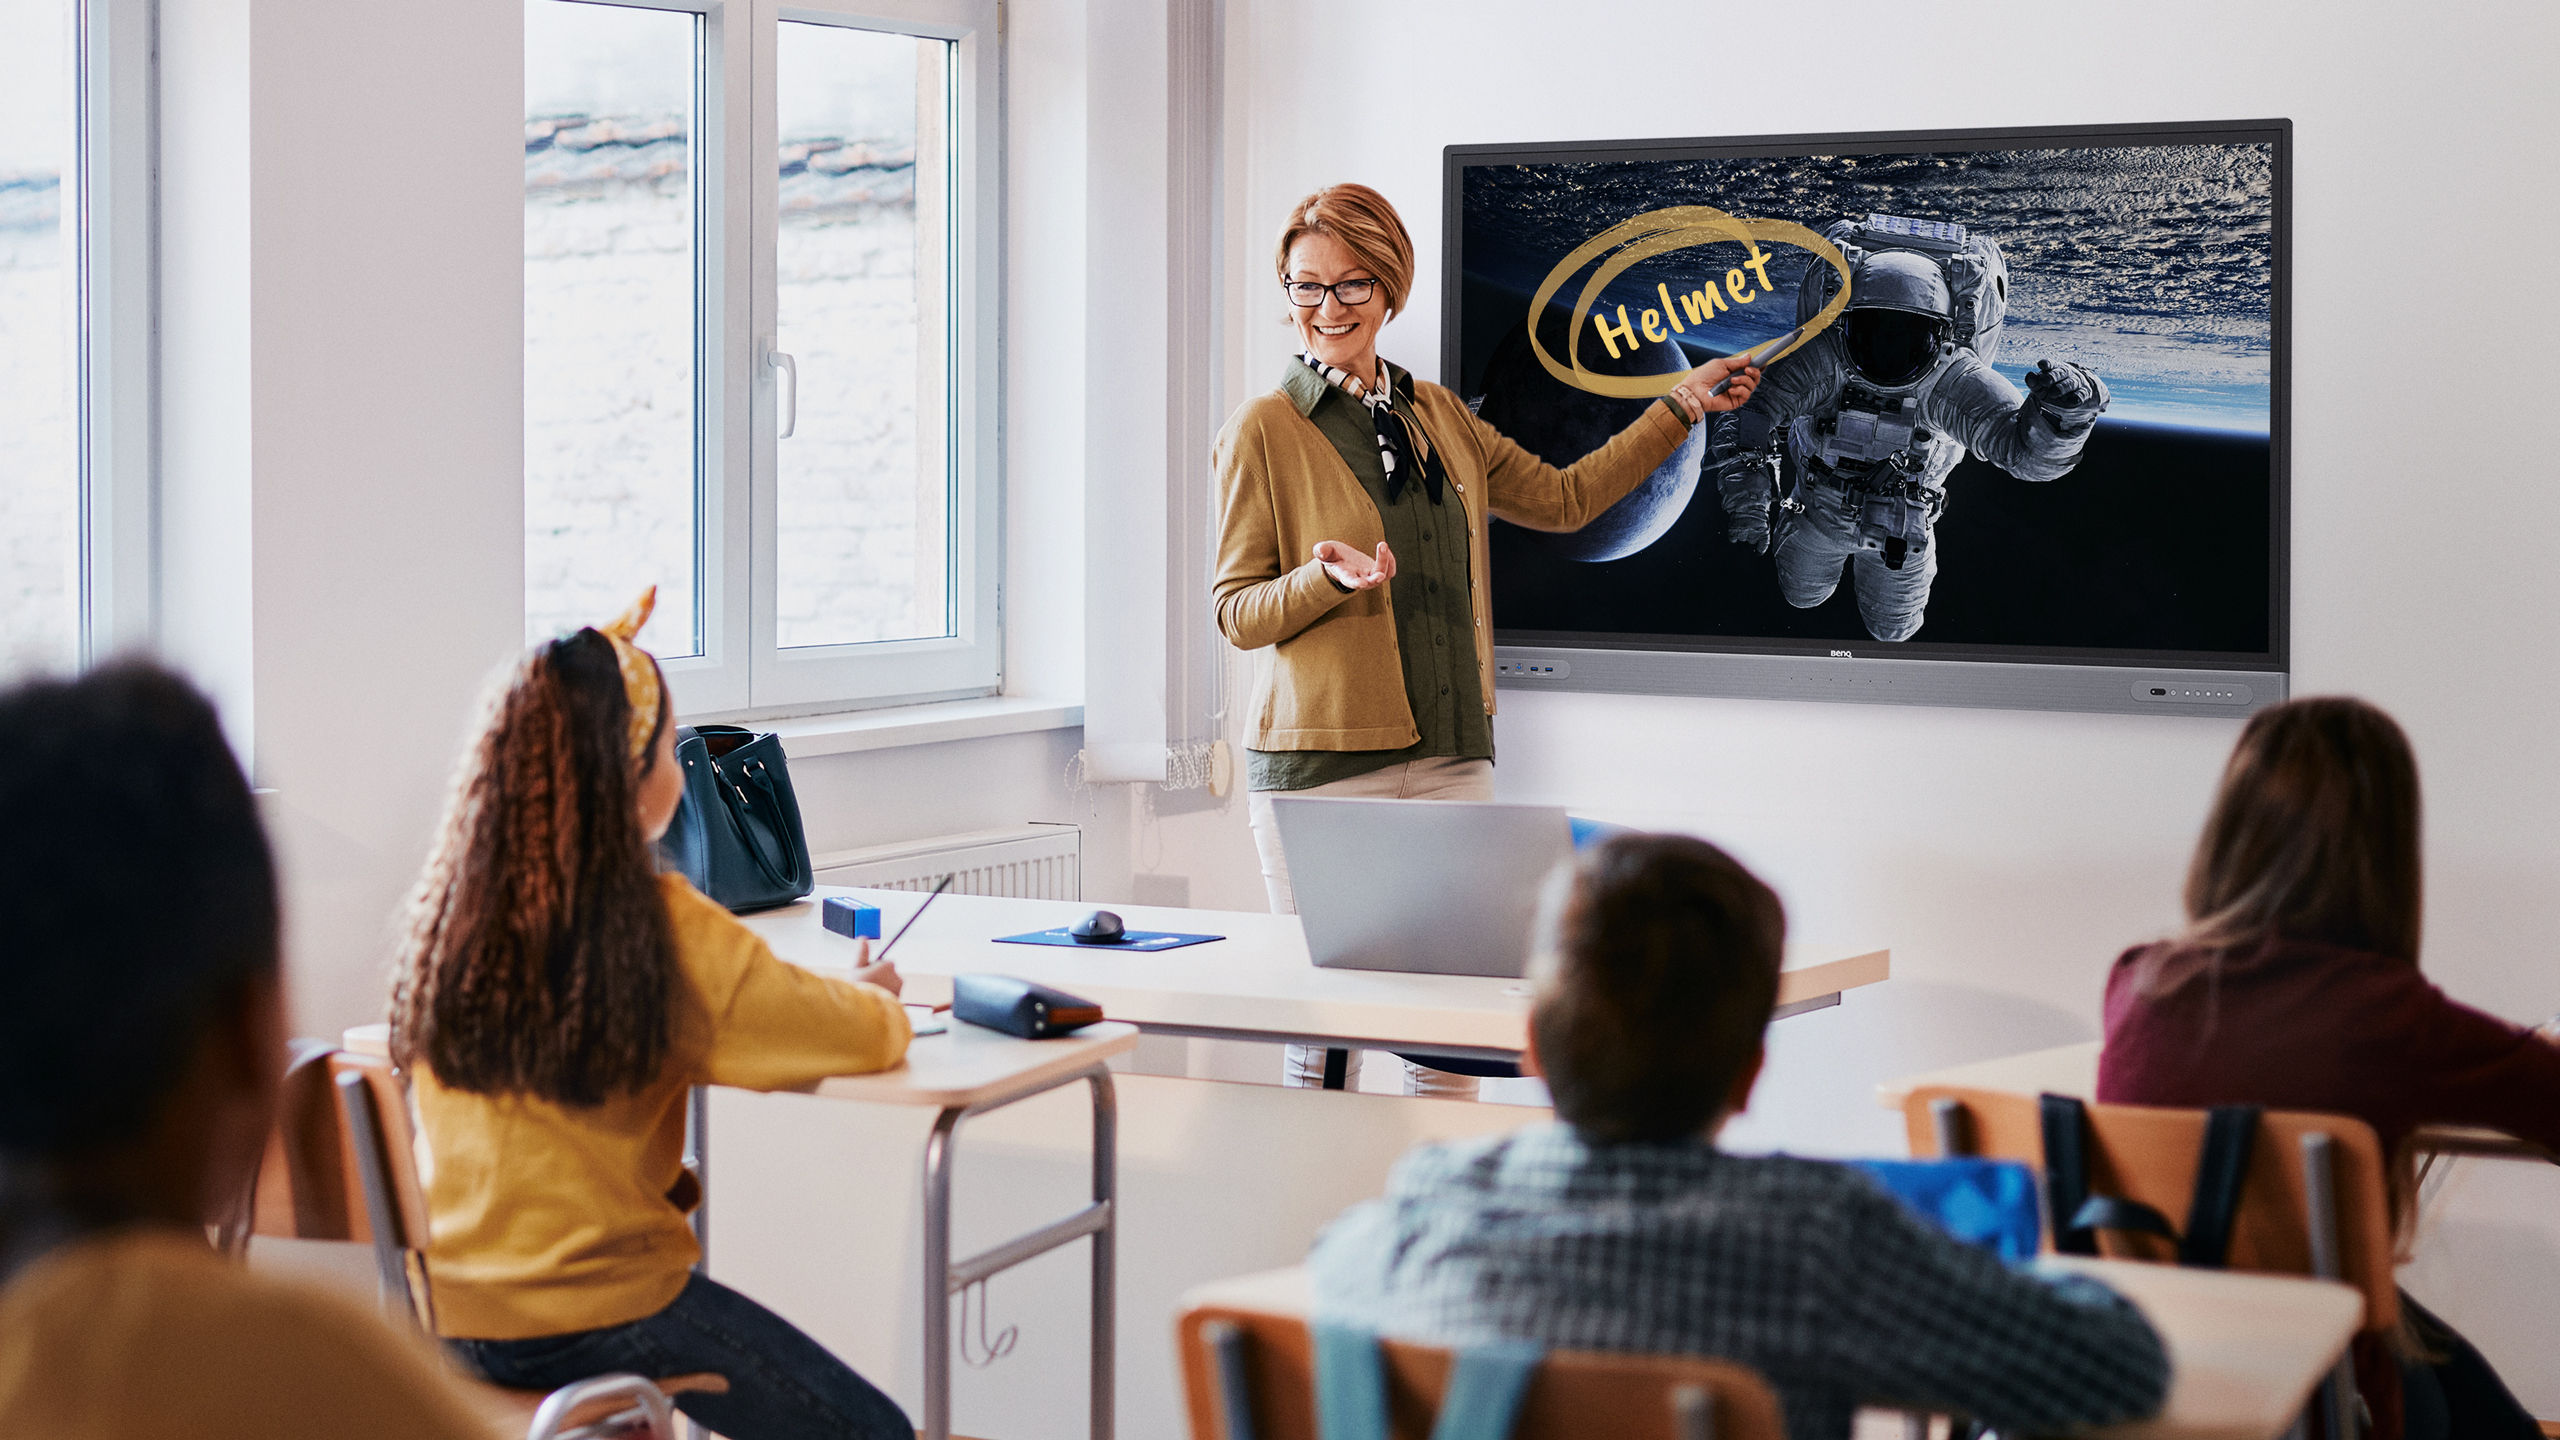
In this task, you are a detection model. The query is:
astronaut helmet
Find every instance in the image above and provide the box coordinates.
[1841,250,1954,388]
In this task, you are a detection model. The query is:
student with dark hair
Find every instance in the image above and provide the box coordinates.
[1309,833,2170,1440]
[0,662,489,1438]
[390,592,914,1440]
[2101,696,2560,1440]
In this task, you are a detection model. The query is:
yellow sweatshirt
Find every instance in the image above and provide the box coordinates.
[413,873,910,1339]
[0,1229,493,1440]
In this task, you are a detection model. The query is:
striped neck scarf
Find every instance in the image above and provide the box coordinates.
[1300,352,1448,505]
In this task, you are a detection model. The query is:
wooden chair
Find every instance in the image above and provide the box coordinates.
[1903,1084,2394,1440]
[238,1041,725,1439]
[1176,1296,1785,1440]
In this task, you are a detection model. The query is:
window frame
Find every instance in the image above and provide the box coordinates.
[76,0,157,661]
[537,0,1002,717]
[745,0,1001,712]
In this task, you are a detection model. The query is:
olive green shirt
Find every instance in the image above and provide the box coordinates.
[1250,360,1494,792]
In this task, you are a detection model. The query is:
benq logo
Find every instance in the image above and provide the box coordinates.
[1830,649,1854,659]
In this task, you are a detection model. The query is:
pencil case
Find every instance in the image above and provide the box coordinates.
[951,974,1103,1038]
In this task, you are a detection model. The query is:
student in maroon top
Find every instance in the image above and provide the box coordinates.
[2099,696,2559,1440]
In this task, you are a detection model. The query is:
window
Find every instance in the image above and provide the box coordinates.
[0,3,80,676]
[0,0,150,680]
[525,0,701,658]
[524,0,999,715]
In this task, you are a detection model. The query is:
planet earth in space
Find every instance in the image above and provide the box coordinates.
[1471,300,1707,563]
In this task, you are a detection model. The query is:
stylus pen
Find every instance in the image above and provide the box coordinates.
[875,872,954,965]
[1706,326,1804,396]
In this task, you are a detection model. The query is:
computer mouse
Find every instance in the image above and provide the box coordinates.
[1069,909,1127,944]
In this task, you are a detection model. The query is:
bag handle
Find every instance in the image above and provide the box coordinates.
[2042,1094,2261,1267]
[1313,1323,1543,1440]
[2040,1093,2099,1255]
[2175,1104,2259,1268]
[712,761,801,890]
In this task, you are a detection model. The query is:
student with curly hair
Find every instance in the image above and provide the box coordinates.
[391,592,913,1440]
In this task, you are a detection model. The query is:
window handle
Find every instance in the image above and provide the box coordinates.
[768,346,799,439]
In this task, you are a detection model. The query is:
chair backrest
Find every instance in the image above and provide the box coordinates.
[242,1039,361,1241]
[328,1048,440,1327]
[330,1050,435,1247]
[1177,1305,1785,1440]
[225,1041,435,1324]
[1902,1084,2397,1332]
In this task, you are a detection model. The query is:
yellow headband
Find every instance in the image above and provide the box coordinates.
[595,587,664,760]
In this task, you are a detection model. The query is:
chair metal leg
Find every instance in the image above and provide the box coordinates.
[1672,1383,1715,1440]
[333,1070,419,1328]
[682,1084,710,1440]
[1929,1097,1971,1158]
[525,1372,676,1440]
[1089,1070,1117,1440]
[2299,1132,2359,1439]
[1206,1320,1257,1440]
[686,1084,709,1267]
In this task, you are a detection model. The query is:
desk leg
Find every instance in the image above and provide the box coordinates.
[1321,1047,1350,1090]
[918,1070,1118,1440]
[1088,1071,1116,1440]
[922,1107,963,1440]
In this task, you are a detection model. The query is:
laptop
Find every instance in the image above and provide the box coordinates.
[1269,796,1574,977]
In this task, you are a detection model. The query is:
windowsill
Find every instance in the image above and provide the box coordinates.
[736,695,1085,759]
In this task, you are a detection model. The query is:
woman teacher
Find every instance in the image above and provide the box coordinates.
[1211,182,1761,1096]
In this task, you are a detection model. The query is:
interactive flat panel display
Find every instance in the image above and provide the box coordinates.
[1446,121,2289,716]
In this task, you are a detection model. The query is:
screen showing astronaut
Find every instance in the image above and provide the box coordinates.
[1457,137,2278,660]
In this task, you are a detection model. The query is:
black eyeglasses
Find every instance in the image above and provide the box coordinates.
[1282,277,1380,308]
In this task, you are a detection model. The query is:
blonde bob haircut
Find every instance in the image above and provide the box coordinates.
[1274,183,1416,317]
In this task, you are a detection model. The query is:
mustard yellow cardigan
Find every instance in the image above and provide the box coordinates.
[1212,379,1690,752]
[413,874,909,1339]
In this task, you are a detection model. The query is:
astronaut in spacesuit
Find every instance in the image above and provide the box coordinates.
[1712,241,2110,643]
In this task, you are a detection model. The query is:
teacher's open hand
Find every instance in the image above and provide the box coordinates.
[1314,540,1397,592]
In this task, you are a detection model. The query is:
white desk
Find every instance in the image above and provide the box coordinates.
[1180,1259,2360,1440]
[347,1018,1139,1440]
[844,1022,1137,1440]
[744,888,1890,1066]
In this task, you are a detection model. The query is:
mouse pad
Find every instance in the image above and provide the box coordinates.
[993,928,1225,952]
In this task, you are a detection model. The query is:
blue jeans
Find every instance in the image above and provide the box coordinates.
[448,1273,910,1440]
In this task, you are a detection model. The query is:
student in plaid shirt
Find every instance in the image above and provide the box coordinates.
[1308,834,2169,1440]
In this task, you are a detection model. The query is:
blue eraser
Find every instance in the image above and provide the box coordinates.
[821,896,881,940]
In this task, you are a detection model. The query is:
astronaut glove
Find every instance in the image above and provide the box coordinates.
[1727,515,1773,556]
[2025,359,2111,435]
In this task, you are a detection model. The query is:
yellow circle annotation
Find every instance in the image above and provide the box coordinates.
[1525,205,1852,400]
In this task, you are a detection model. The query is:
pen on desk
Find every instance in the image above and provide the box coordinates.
[874,872,953,965]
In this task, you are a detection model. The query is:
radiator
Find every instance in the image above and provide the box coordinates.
[808,824,1083,901]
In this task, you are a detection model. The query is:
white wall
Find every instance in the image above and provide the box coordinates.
[1135,0,2560,1409]
[158,0,526,1034]
[153,0,1113,1037]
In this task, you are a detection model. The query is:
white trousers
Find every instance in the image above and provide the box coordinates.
[1247,756,1494,1100]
